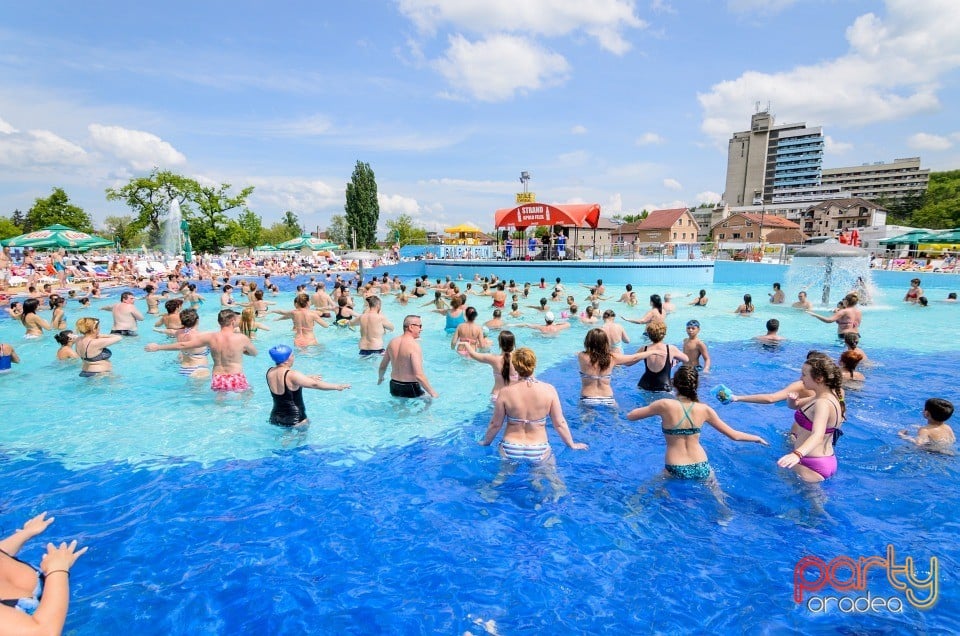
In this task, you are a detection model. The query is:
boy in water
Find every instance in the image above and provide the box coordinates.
[754,318,786,344]
[899,398,955,451]
[682,320,711,373]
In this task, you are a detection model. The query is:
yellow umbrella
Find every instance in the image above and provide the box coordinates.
[444,223,482,234]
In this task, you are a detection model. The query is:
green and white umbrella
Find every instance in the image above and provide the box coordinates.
[275,235,340,251]
[1,224,115,251]
[255,244,279,251]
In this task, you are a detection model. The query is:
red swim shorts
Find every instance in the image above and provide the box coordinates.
[210,372,251,392]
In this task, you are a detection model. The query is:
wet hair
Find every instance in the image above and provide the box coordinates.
[743,294,753,308]
[539,298,547,307]
[48,295,63,308]
[919,296,928,307]
[54,329,74,346]
[498,331,516,384]
[367,296,381,309]
[838,349,864,374]
[180,308,199,328]
[465,306,478,322]
[492,309,502,318]
[773,282,781,290]
[844,293,859,307]
[625,284,632,291]
[804,357,846,420]
[254,290,264,301]
[672,365,699,402]
[294,293,310,308]
[145,284,155,293]
[217,309,239,327]
[240,307,256,337]
[949,292,957,300]
[645,321,667,343]
[121,291,134,301]
[162,299,182,315]
[585,306,595,318]
[511,302,519,311]
[248,281,258,293]
[925,398,954,422]
[76,316,100,335]
[842,332,860,349]
[512,347,537,378]
[650,294,663,314]
[766,318,779,332]
[584,329,612,371]
[21,298,40,318]
[569,304,578,314]
[911,278,921,285]
[698,289,706,298]
[603,309,615,319]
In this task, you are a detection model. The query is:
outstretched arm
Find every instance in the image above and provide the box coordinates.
[704,406,768,444]
[0,512,54,555]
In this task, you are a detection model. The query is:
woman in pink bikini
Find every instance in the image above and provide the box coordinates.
[776,355,845,482]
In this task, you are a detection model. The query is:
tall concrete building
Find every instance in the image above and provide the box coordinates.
[723,110,824,207]
[821,157,929,201]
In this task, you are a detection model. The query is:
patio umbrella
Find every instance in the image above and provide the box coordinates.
[443,222,482,234]
[340,250,380,261]
[878,229,942,244]
[255,244,279,251]
[276,235,340,250]
[923,228,960,243]
[1,224,115,251]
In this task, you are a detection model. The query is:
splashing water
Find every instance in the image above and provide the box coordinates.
[162,199,183,258]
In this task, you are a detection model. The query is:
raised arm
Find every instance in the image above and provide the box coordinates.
[704,406,768,444]
[732,380,805,404]
[669,345,690,364]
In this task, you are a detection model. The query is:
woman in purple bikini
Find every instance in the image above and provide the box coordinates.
[776,355,845,482]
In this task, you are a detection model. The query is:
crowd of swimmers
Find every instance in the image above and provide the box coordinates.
[1,269,957,632]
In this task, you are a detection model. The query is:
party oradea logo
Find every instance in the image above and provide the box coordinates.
[794,545,938,613]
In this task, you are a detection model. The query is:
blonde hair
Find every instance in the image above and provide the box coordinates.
[240,307,256,337]
[512,347,537,378]
[76,317,100,335]
[645,321,667,343]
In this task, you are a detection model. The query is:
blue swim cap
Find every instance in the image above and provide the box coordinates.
[269,345,293,364]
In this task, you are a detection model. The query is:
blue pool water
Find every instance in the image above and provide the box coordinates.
[2,277,959,633]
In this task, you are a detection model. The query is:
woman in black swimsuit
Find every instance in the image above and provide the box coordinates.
[75,317,122,377]
[265,345,351,427]
[637,322,688,392]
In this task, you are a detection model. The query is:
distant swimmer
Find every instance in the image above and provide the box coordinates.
[357,296,394,357]
[899,398,955,453]
[272,293,330,347]
[807,292,861,338]
[792,291,812,310]
[101,291,144,336]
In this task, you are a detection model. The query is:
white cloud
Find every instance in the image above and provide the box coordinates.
[398,0,645,54]
[907,132,952,151]
[636,132,664,145]
[663,178,682,190]
[87,124,186,170]
[695,190,721,205]
[824,135,853,155]
[650,0,676,15]
[699,1,960,143]
[418,177,514,193]
[607,192,623,213]
[246,176,341,214]
[433,34,570,102]
[571,124,588,135]
[557,150,591,166]
[379,193,422,216]
[0,119,88,168]
[727,0,796,14]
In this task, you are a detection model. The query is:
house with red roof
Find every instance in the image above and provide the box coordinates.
[618,208,700,244]
[709,213,804,244]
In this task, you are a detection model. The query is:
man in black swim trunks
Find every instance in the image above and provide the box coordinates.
[378,314,438,398]
[102,291,143,336]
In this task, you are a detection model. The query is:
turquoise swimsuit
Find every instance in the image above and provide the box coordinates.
[662,402,712,480]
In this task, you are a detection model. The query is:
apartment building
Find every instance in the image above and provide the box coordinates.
[821,157,929,201]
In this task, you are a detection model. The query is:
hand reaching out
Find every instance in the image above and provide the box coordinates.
[21,512,55,538]
[40,540,88,575]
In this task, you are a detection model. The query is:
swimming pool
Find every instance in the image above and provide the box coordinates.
[2,278,959,632]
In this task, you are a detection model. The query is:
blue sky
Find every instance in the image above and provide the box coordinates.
[1,0,958,236]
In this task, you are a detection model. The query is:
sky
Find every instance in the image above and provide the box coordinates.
[1,0,959,237]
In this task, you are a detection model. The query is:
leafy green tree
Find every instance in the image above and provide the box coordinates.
[326,214,350,246]
[0,216,21,240]
[260,221,300,245]
[105,169,196,247]
[232,209,263,248]
[385,213,426,245]
[907,170,960,229]
[26,188,94,232]
[10,209,25,229]
[186,184,255,254]
[344,161,380,248]
[102,215,146,249]
[282,211,302,236]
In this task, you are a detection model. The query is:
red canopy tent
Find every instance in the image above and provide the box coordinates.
[494,203,601,230]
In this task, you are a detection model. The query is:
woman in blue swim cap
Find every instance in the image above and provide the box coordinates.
[265,344,351,427]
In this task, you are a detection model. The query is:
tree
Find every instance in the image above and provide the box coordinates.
[187,184,255,254]
[907,170,960,229]
[0,216,20,240]
[26,188,94,232]
[326,214,350,246]
[105,169,196,247]
[385,213,426,246]
[102,215,146,249]
[344,161,380,248]
[10,209,24,229]
[260,222,300,246]
[230,209,263,248]
[281,211,302,236]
